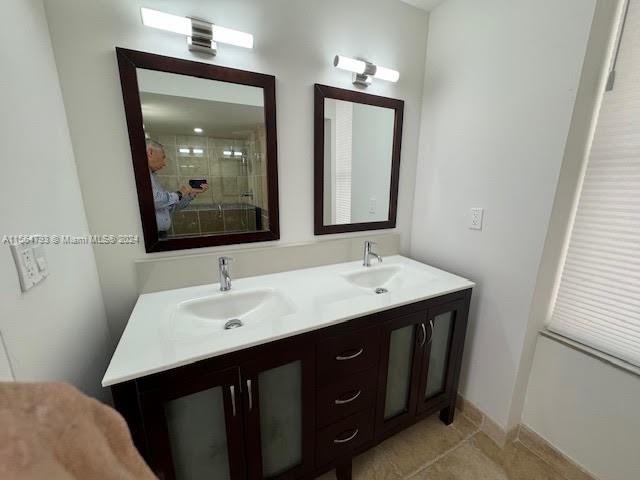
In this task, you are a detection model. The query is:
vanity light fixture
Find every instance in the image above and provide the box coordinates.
[178,148,191,154]
[333,55,400,87]
[192,148,204,155]
[193,127,204,134]
[223,150,233,156]
[233,151,243,157]
[140,8,254,56]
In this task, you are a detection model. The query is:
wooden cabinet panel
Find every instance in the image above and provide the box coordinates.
[317,327,380,385]
[315,409,375,468]
[317,367,378,428]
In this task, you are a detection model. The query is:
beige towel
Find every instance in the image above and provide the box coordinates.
[0,382,156,480]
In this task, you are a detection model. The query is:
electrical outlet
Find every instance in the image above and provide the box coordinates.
[469,208,484,230]
[9,242,47,292]
[369,197,377,214]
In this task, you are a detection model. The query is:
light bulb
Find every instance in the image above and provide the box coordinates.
[193,127,203,134]
[141,8,253,49]
[374,66,400,82]
[212,25,254,49]
[141,8,191,36]
[333,55,366,74]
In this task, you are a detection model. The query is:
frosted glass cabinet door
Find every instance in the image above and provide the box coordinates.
[165,387,231,480]
[258,361,302,477]
[139,368,244,480]
[384,325,416,420]
[424,311,454,400]
[377,311,425,437]
[416,299,466,415]
[243,343,314,479]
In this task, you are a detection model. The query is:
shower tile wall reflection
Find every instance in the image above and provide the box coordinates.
[151,128,269,237]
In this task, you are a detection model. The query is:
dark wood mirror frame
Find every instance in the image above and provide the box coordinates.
[116,48,280,252]
[314,84,404,235]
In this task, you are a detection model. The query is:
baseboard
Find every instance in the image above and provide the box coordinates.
[456,394,516,448]
[456,394,597,480]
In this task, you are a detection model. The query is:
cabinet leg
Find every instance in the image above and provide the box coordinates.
[440,402,456,426]
[335,461,352,480]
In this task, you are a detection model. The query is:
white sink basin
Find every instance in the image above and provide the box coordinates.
[341,264,436,291]
[342,264,403,289]
[172,288,296,337]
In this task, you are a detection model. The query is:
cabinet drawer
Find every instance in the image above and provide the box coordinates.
[317,327,380,384]
[316,409,375,468]
[317,367,377,428]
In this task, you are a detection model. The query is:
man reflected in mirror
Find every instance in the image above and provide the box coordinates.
[146,139,208,238]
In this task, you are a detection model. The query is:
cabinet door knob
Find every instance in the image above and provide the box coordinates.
[334,390,362,405]
[334,428,359,444]
[336,348,364,361]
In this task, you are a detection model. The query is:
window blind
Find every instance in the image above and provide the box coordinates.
[549,0,640,367]
[334,100,353,224]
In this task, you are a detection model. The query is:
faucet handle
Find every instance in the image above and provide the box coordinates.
[218,256,234,266]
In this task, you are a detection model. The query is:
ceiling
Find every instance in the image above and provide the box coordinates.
[399,0,447,11]
[140,92,264,139]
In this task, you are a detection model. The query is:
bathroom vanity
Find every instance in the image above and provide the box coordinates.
[104,256,473,480]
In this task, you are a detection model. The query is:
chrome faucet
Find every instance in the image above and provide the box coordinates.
[363,241,383,267]
[218,256,233,291]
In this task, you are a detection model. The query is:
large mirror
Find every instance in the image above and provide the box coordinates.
[117,48,279,252]
[314,84,403,235]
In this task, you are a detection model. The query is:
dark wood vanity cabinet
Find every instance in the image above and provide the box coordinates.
[111,289,471,480]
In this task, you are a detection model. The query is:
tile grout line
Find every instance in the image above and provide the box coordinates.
[403,416,482,479]
[406,434,478,479]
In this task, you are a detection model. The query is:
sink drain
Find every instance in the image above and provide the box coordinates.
[224,319,244,330]
[375,288,389,294]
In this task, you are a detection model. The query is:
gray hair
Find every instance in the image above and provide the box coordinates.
[145,139,165,153]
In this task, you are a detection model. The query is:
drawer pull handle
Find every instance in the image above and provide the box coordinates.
[335,390,362,405]
[334,428,359,444]
[336,348,364,361]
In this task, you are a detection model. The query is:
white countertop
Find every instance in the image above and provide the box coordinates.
[102,255,474,386]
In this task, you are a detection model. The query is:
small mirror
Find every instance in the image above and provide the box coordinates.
[117,48,279,252]
[314,84,403,235]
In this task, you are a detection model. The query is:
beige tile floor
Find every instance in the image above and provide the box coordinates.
[317,412,570,480]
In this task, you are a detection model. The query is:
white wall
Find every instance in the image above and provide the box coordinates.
[0,0,111,400]
[42,0,430,339]
[410,0,596,428]
[523,336,640,480]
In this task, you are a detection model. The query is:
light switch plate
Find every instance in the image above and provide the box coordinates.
[469,208,484,230]
[9,242,47,292]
